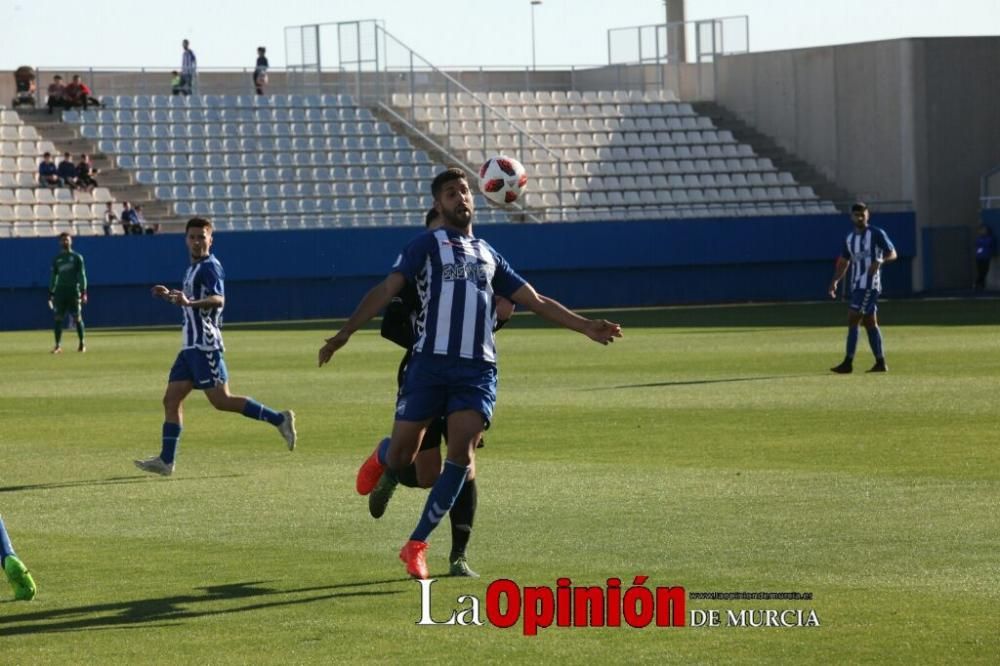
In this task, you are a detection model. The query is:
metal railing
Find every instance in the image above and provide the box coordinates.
[980,164,1000,209]
[606,15,749,98]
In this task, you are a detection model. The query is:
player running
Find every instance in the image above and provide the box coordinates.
[134,217,296,477]
[1,514,36,601]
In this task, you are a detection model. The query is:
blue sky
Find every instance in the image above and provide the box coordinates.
[2,0,998,70]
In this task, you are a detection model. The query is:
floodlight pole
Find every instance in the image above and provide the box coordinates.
[530,0,542,71]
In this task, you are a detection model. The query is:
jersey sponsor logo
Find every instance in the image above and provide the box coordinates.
[441,261,492,284]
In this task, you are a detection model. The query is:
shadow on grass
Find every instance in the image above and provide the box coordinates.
[613,374,810,389]
[0,579,408,635]
[0,474,246,494]
[85,299,1000,337]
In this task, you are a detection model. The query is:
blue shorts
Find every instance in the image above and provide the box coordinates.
[848,288,880,315]
[396,353,497,428]
[168,348,229,389]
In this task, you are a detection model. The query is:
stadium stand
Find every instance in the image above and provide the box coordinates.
[4,85,838,237]
[392,90,838,221]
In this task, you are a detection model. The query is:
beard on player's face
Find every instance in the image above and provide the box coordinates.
[439,198,473,228]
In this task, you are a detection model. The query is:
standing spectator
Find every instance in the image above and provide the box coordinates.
[46,75,67,114]
[38,152,62,187]
[57,152,78,190]
[120,201,139,234]
[180,39,197,95]
[974,224,995,291]
[170,70,182,96]
[76,153,99,193]
[64,75,103,110]
[102,202,117,236]
[253,46,269,95]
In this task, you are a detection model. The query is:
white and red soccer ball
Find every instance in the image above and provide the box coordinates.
[478,155,528,205]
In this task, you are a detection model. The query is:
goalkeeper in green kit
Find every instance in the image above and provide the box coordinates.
[48,232,88,354]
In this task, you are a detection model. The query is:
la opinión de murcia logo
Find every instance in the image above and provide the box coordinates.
[416,577,821,634]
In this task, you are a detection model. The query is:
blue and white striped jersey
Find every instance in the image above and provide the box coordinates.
[181,49,197,75]
[841,226,895,292]
[392,227,527,363]
[180,254,225,351]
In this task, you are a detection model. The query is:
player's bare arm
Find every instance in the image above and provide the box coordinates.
[867,248,898,277]
[828,257,850,298]
[319,272,407,367]
[509,283,622,345]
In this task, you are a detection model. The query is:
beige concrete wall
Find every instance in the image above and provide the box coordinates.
[716,37,1000,289]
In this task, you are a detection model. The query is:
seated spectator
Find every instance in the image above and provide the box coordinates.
[57,152,78,190]
[46,75,68,114]
[102,202,117,236]
[170,70,182,96]
[145,222,161,235]
[75,153,99,192]
[133,204,147,235]
[120,201,139,234]
[64,75,103,110]
[38,152,62,187]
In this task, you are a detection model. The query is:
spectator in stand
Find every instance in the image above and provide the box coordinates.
[102,202,118,236]
[76,153,99,193]
[253,46,269,95]
[170,70,182,96]
[180,39,197,95]
[134,204,147,234]
[46,75,68,114]
[64,75,103,110]
[120,201,140,234]
[38,152,62,187]
[57,152,78,190]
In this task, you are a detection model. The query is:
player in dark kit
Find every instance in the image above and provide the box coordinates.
[368,208,515,578]
[318,168,622,580]
[48,232,88,353]
[828,202,898,373]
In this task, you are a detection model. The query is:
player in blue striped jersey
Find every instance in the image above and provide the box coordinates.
[828,202,898,373]
[134,217,296,477]
[318,168,622,579]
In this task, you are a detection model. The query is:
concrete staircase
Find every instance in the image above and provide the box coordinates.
[16,108,178,229]
[692,101,853,209]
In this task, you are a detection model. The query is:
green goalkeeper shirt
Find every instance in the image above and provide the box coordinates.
[50,251,88,296]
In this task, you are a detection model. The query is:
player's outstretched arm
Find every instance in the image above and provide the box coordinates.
[510,283,622,345]
[319,272,406,367]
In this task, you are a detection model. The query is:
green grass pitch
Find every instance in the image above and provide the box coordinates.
[1,300,998,663]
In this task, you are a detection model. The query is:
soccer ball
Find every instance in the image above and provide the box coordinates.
[478,155,528,205]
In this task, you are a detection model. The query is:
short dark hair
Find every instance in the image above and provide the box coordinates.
[58,232,71,239]
[851,202,868,213]
[186,217,213,232]
[424,208,439,227]
[431,168,468,199]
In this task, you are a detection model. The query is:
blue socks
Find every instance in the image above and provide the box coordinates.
[410,460,469,543]
[845,326,859,359]
[376,437,391,466]
[242,399,284,426]
[866,326,884,360]
[0,515,15,567]
[161,422,182,464]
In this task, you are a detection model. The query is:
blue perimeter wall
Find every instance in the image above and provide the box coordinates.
[0,213,915,331]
